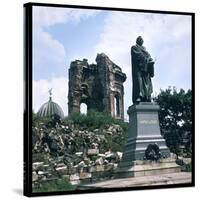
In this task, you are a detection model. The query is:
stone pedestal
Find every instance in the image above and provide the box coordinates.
[115,102,181,178]
[122,102,170,161]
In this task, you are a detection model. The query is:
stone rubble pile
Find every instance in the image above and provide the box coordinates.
[32,122,124,187]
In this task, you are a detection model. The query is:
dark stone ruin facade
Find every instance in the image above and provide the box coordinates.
[68,53,126,120]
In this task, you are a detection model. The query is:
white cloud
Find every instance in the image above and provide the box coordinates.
[33,6,101,115]
[33,6,100,80]
[95,12,191,66]
[33,77,68,116]
[94,12,192,116]
[33,6,100,28]
[33,27,66,74]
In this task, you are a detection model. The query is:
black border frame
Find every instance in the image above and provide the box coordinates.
[24,2,195,197]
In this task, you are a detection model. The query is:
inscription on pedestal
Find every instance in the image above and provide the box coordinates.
[139,119,158,125]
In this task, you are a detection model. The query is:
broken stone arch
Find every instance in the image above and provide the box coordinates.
[68,53,126,120]
[114,93,121,118]
[80,102,87,114]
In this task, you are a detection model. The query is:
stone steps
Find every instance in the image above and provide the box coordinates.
[77,172,192,190]
[115,157,181,178]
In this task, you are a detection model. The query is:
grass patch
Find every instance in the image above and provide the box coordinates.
[33,179,77,193]
[66,110,128,130]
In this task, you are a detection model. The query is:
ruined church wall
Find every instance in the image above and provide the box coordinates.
[68,54,126,120]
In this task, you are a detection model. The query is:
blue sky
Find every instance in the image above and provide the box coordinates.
[33,6,192,119]
[33,10,108,80]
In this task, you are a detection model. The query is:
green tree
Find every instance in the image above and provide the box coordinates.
[154,87,192,156]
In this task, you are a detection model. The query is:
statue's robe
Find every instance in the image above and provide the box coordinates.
[131,44,154,103]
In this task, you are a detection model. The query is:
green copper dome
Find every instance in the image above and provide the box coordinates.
[37,96,64,119]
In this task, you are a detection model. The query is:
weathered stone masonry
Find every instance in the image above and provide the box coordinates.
[68,53,126,120]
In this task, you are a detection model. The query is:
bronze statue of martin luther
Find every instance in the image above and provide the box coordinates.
[131,36,155,103]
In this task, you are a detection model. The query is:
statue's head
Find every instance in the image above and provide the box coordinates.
[136,36,144,46]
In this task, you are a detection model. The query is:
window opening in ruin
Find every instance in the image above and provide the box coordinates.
[80,102,87,114]
[114,96,120,117]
